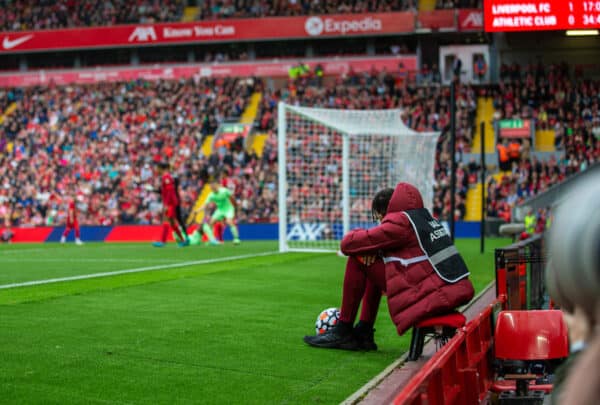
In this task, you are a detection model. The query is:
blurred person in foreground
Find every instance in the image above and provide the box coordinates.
[546,175,600,405]
[304,182,474,350]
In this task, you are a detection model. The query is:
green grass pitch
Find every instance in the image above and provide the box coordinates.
[0,238,510,404]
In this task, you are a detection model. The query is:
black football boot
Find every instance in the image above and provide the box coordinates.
[353,321,378,351]
[303,321,359,350]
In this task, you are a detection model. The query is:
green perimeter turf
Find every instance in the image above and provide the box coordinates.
[0,238,510,404]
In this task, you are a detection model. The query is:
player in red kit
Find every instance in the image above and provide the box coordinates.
[153,162,189,247]
[60,198,83,245]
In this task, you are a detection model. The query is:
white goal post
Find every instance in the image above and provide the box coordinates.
[278,102,440,253]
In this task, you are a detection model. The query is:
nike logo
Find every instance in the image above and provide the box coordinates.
[2,35,33,50]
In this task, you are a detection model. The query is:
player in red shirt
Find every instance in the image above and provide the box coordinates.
[153,162,189,247]
[60,197,83,245]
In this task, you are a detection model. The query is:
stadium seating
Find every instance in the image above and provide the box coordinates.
[492,310,568,401]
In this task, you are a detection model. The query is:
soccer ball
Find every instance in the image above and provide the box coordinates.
[315,307,340,335]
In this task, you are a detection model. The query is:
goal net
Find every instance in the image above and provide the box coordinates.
[278,102,440,253]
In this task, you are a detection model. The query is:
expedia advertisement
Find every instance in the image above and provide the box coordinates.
[0,12,414,53]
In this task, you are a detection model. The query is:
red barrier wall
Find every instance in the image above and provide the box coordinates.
[393,299,504,404]
[7,227,54,243]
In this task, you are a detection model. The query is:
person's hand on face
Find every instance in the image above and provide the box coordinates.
[358,211,384,267]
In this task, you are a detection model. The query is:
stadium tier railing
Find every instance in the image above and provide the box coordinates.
[0,55,417,88]
[392,235,548,403]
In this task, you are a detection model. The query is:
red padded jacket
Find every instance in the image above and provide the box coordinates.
[340,183,475,335]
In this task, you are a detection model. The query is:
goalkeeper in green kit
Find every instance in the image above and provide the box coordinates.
[191,180,241,245]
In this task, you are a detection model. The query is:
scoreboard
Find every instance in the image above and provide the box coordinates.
[484,0,600,31]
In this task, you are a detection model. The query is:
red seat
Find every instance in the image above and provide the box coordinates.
[493,310,569,401]
[408,311,466,361]
[495,310,568,361]
[415,312,466,329]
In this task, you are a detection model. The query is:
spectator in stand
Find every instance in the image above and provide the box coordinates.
[523,207,536,238]
[507,139,521,167]
[431,63,442,84]
[496,139,511,171]
[473,55,487,83]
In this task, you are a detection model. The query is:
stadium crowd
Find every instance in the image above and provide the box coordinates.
[486,62,600,222]
[494,61,600,152]
[1,61,599,228]
[258,67,477,222]
[0,77,258,226]
[197,0,415,20]
[0,0,185,31]
[0,66,477,228]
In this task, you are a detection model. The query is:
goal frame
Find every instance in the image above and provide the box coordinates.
[278,102,439,253]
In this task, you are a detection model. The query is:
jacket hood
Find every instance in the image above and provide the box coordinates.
[386,182,424,214]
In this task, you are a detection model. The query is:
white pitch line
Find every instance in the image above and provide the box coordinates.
[0,258,182,263]
[0,251,279,290]
[0,244,184,255]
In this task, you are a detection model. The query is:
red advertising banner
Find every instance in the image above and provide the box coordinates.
[484,0,600,32]
[458,9,484,31]
[0,56,417,87]
[105,225,176,242]
[9,227,54,243]
[0,12,414,54]
[417,10,455,30]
